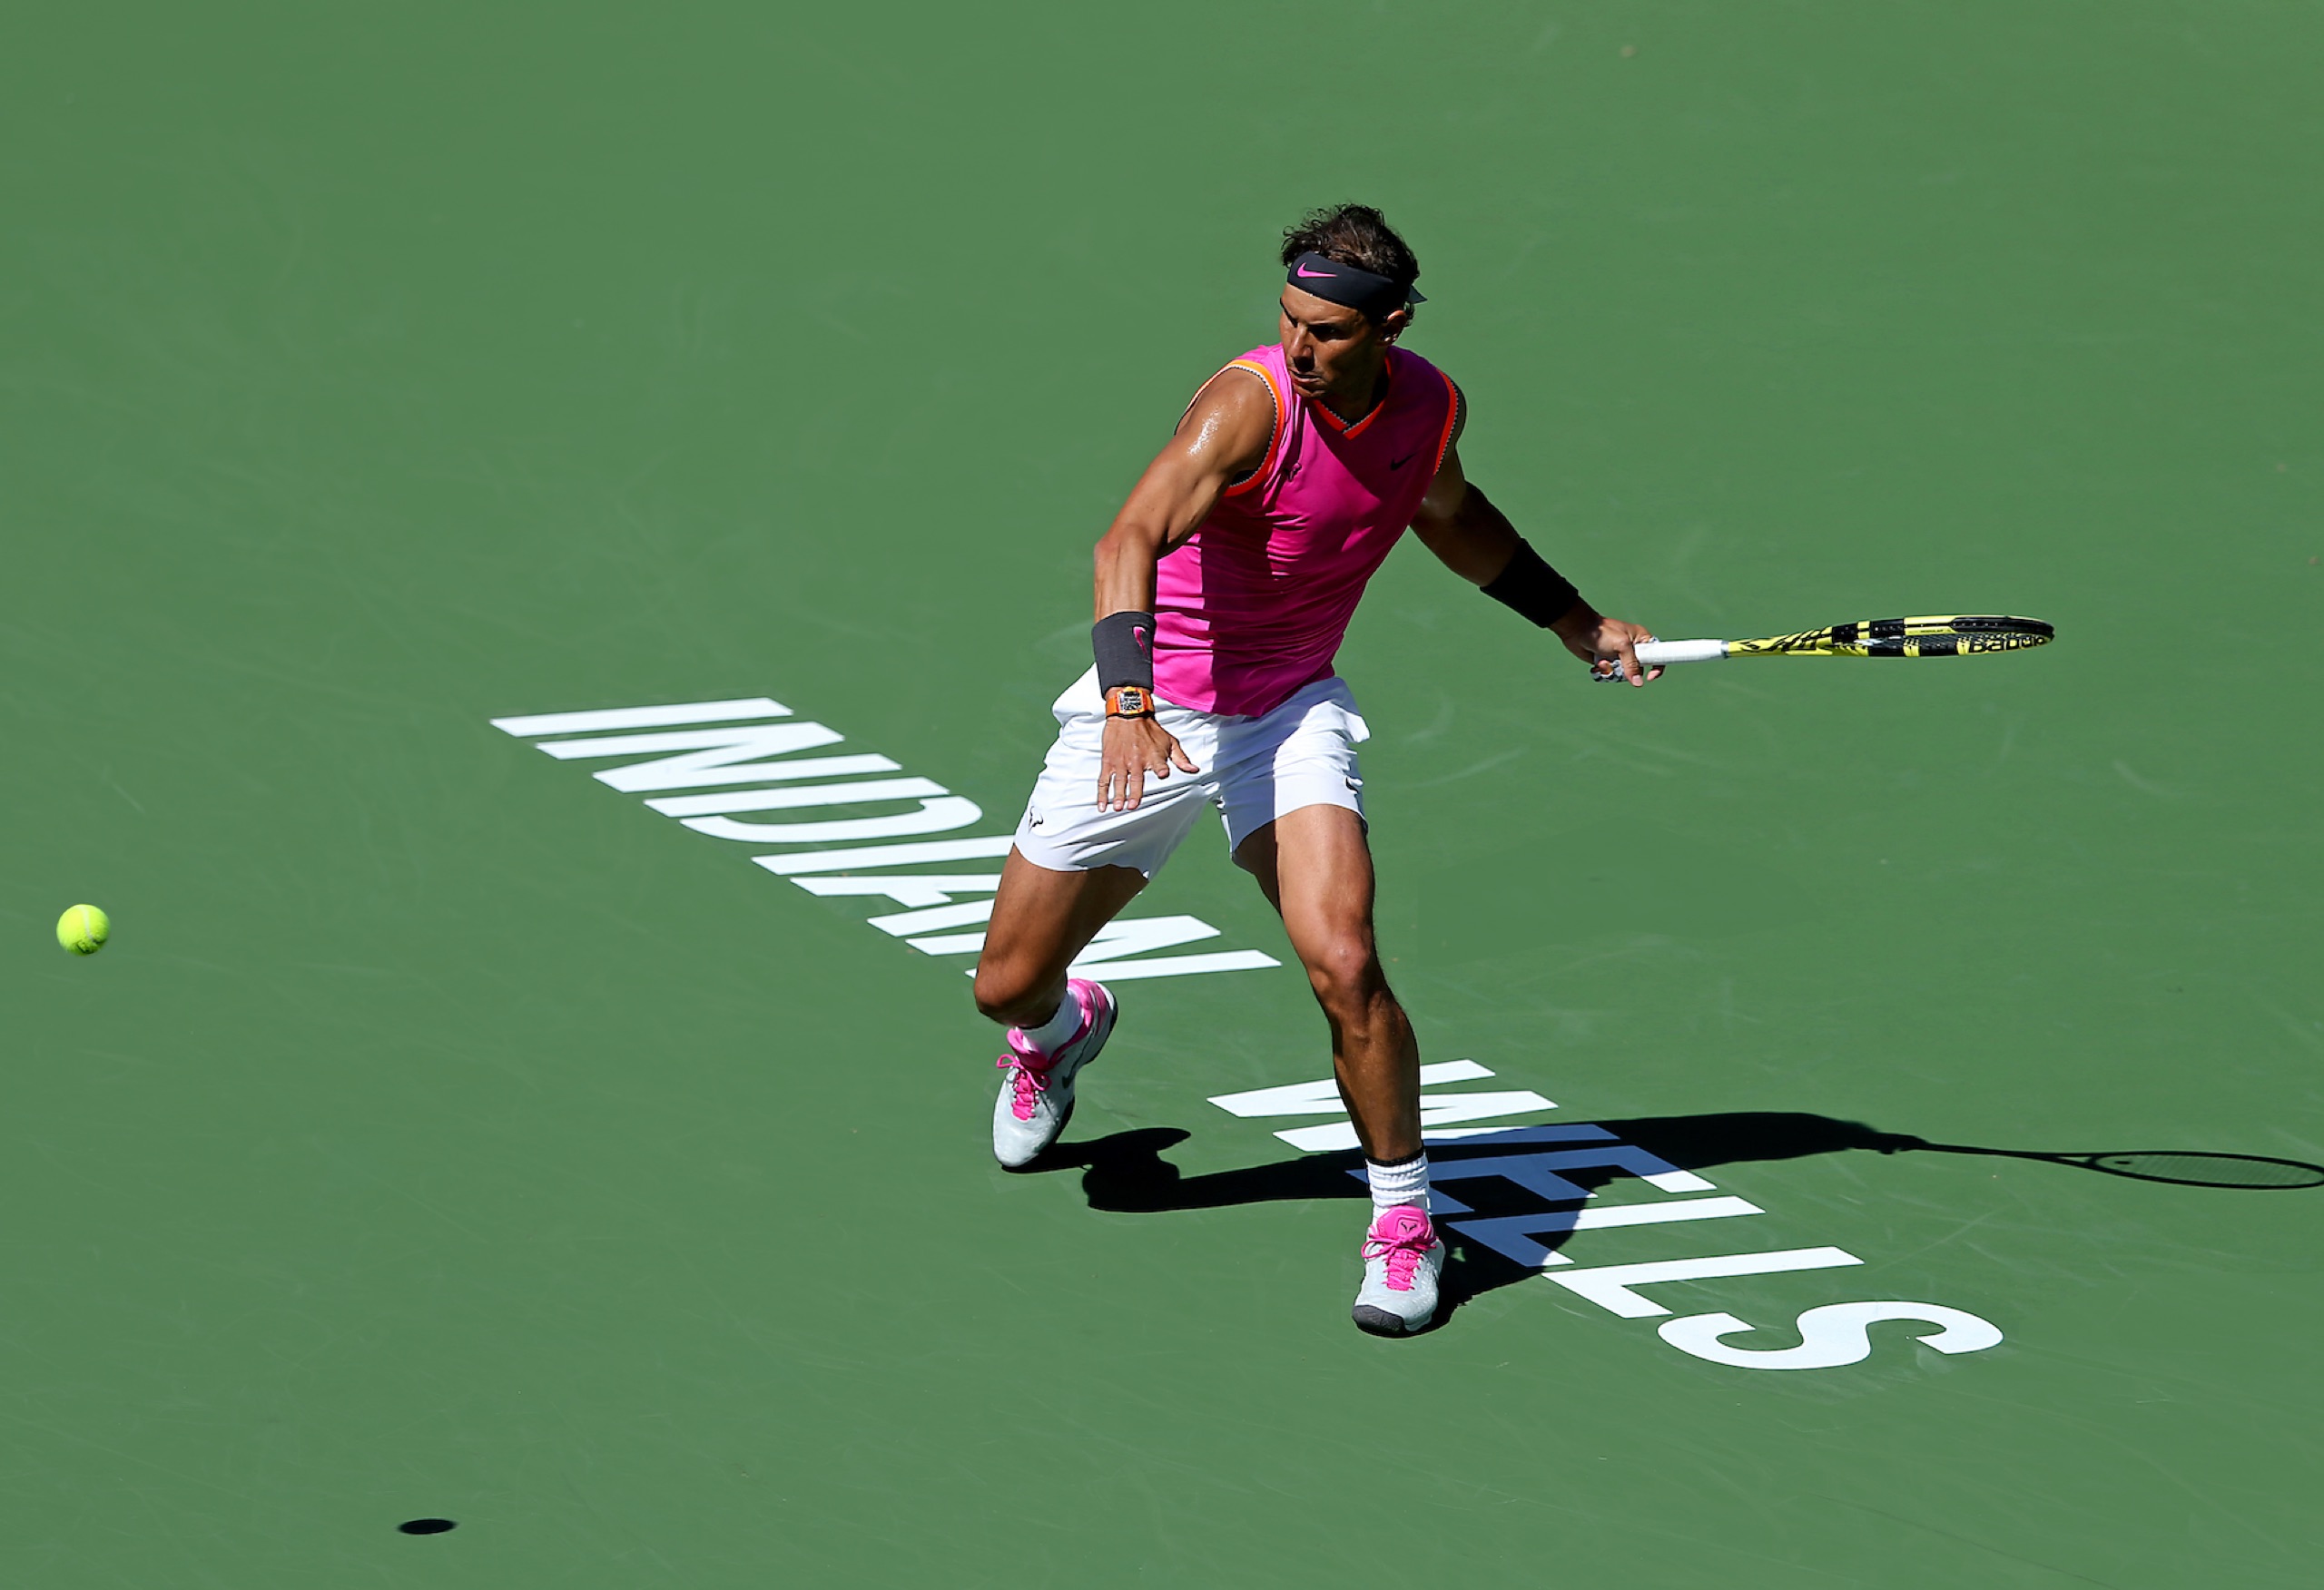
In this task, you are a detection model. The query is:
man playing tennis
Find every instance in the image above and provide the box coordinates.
[972,204,1659,1335]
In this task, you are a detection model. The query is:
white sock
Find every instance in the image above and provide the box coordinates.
[1365,1151,1431,1215]
[1012,986,1086,1055]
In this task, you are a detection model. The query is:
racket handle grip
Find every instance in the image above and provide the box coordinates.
[1631,638,1726,665]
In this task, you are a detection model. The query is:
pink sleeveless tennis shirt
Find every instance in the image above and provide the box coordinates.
[1152,340,1460,717]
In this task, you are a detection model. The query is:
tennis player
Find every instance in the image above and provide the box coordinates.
[972,204,1659,1335]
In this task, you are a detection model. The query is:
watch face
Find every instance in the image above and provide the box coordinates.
[1115,689,1147,714]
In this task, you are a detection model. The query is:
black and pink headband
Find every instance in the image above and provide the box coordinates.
[1285,251,1424,320]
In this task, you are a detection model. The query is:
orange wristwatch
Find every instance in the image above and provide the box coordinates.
[1104,686,1156,720]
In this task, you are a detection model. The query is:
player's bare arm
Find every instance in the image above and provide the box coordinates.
[1409,432,1665,686]
[1087,368,1276,810]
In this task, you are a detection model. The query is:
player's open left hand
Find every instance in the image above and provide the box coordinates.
[1561,614,1664,687]
[1098,717,1199,810]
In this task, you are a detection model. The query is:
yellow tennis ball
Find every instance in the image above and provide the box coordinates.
[57,903,110,956]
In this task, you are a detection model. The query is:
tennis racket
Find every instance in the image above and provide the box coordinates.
[1598,614,2055,680]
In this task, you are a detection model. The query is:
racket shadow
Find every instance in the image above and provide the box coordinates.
[1891,1141,2324,1191]
[1598,1119,2324,1192]
[1027,1112,2324,1325]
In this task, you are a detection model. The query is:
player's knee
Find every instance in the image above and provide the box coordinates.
[971,964,1021,1025]
[1301,935,1383,1014]
[972,958,1045,1026]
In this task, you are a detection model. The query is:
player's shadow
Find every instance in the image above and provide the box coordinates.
[1026,1112,2324,1327]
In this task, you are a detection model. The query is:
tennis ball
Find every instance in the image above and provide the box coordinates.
[57,903,110,956]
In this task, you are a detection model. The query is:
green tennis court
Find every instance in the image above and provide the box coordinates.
[7,3,2319,1584]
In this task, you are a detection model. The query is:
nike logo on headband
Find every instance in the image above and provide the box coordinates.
[1286,250,1424,314]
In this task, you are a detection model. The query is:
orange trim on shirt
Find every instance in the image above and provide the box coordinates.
[1220,358,1288,498]
[1311,350,1394,438]
[1429,369,1462,477]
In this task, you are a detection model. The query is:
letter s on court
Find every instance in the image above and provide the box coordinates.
[1655,1301,2004,1370]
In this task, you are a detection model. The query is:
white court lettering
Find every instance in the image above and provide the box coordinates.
[1057,951,1284,983]
[753,837,1019,875]
[680,796,985,844]
[1211,1061,1556,1153]
[1210,1068,2004,1372]
[1656,1301,2004,1369]
[1211,1060,1498,1119]
[899,913,1225,961]
[868,900,997,937]
[1073,916,1225,963]
[1445,1199,1765,1269]
[489,698,791,737]
[495,696,1280,981]
[793,875,1003,908]
[1546,1248,1865,1320]
[1276,1092,1558,1153]
[646,778,949,818]
[1423,1146,1716,1203]
[538,722,852,790]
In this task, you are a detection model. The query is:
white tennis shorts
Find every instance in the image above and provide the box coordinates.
[1010,668,1370,877]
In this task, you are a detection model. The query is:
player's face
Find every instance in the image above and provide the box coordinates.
[1277,286,1407,401]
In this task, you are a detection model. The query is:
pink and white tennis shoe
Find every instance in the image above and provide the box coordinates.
[1351,1204,1444,1335]
[990,978,1117,1169]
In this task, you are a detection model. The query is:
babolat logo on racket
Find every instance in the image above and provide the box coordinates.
[1951,616,2054,654]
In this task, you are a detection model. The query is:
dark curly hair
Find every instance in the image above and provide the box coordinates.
[1279,203,1420,319]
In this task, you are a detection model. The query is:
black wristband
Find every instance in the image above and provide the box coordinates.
[1093,610,1157,693]
[1482,541,1584,629]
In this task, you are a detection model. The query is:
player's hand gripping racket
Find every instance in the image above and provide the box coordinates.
[1594,614,2055,682]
